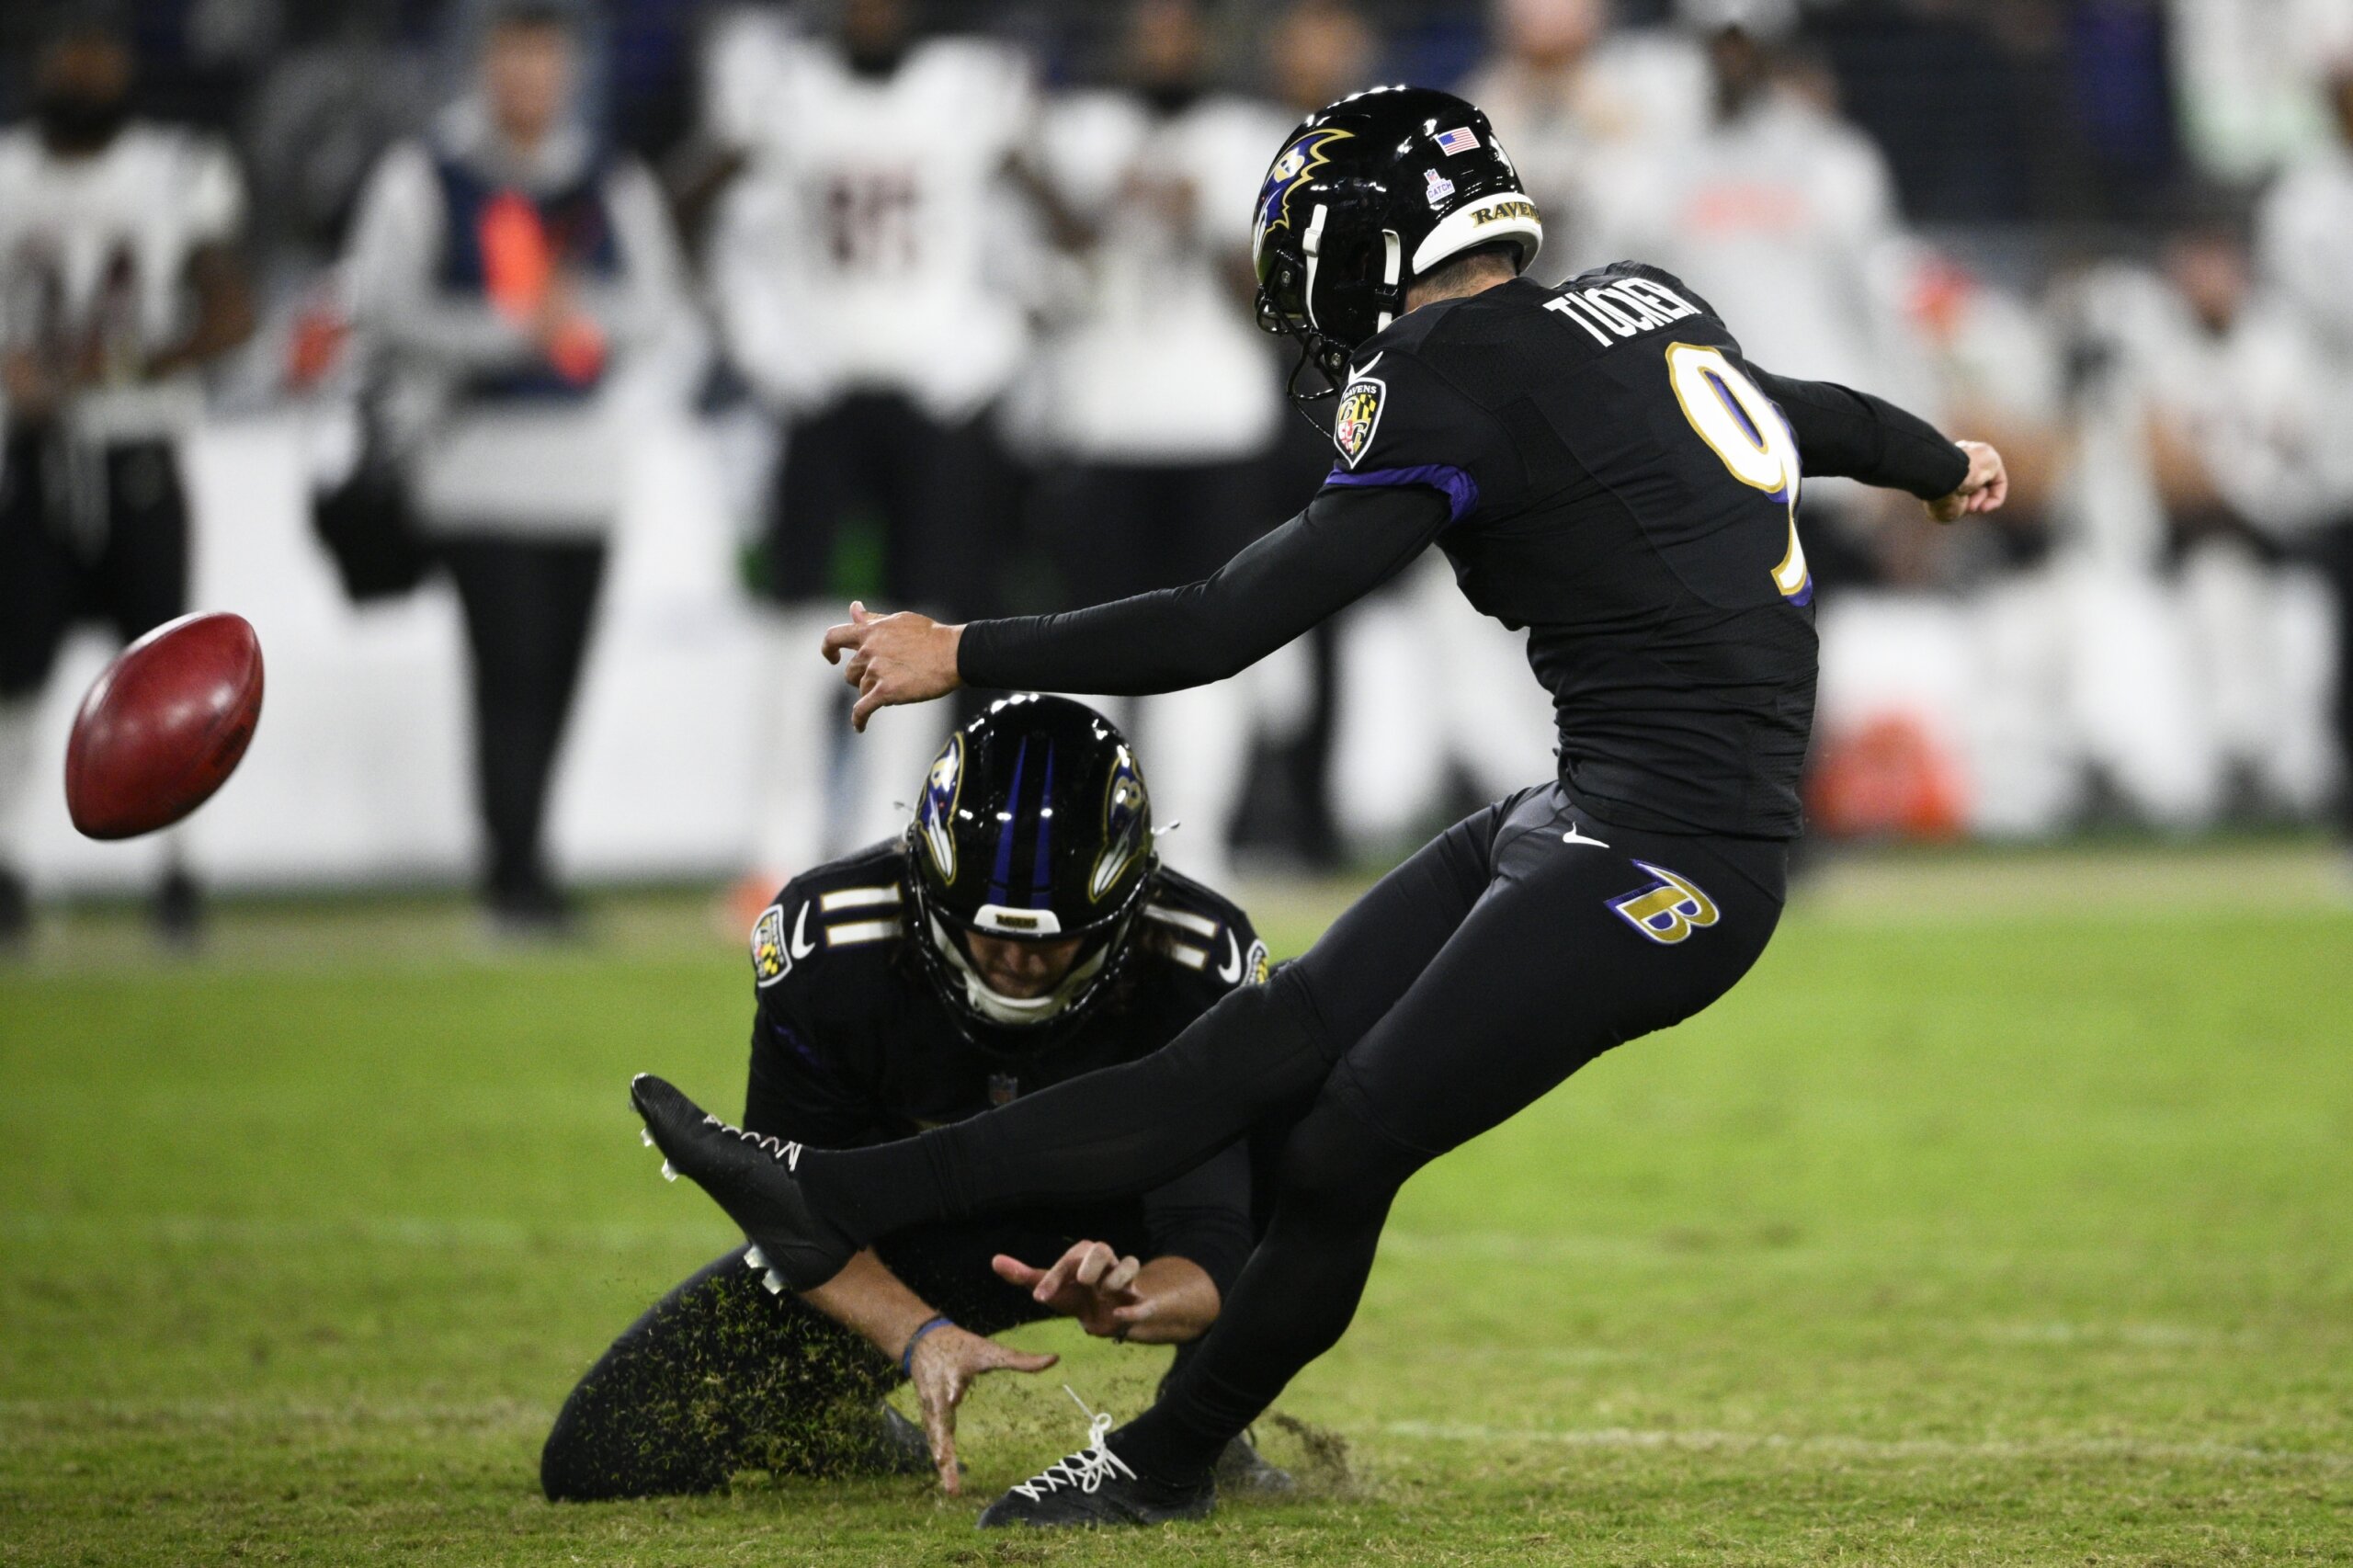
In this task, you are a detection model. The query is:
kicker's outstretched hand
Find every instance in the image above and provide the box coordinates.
[820,601,963,731]
[1927,440,2008,523]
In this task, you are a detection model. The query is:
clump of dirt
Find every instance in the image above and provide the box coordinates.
[1263,1411,1354,1494]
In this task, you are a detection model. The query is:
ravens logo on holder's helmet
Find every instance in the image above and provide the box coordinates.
[1252,85,1543,403]
[905,694,1156,1041]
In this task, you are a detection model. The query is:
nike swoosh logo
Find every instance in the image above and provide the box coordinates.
[1216,930,1244,983]
[790,903,817,959]
[1562,824,1612,849]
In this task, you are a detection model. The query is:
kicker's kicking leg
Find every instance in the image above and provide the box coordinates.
[978,794,1790,1526]
[634,794,1514,1290]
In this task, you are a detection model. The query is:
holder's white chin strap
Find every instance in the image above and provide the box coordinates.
[933,914,1108,1028]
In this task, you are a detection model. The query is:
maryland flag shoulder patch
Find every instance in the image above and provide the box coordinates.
[1332,374,1385,468]
[751,903,790,987]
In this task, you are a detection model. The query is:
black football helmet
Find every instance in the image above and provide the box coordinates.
[904,694,1157,1042]
[1251,85,1543,401]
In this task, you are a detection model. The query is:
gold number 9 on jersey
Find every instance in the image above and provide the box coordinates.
[1664,343,1811,604]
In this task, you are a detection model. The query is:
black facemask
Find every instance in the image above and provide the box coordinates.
[36,90,131,153]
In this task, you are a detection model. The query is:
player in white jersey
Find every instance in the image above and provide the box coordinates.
[702,0,1040,903]
[2143,216,2337,822]
[1460,0,1708,281]
[1026,0,1295,885]
[1589,0,1932,586]
[0,17,256,948]
[2255,54,2353,861]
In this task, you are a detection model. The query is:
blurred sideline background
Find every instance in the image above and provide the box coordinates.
[4,0,2352,925]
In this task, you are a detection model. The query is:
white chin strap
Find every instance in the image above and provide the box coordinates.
[1299,201,1408,339]
[933,913,1108,1028]
[1378,229,1402,334]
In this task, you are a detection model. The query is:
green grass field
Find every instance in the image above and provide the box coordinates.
[5,846,2351,1564]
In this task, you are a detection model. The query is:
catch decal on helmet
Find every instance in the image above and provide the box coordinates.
[1090,747,1150,903]
[917,732,964,885]
[905,695,1160,1043]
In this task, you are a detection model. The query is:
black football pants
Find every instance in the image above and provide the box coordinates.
[805,784,1787,1477]
[541,1204,1180,1501]
[0,434,188,699]
[439,537,606,899]
[2320,520,2353,840]
[761,392,1016,619]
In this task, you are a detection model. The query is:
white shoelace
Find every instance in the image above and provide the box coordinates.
[1008,1388,1135,1501]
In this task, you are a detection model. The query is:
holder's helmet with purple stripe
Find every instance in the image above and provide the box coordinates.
[1252,85,1543,396]
[905,694,1156,1041]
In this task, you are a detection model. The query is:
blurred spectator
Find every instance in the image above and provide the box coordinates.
[0,11,256,946]
[2142,212,2336,819]
[2063,0,2179,213]
[344,0,689,932]
[242,1,434,281]
[1026,0,1293,885]
[2169,0,2353,182]
[1238,0,1380,869]
[701,0,1039,900]
[1593,0,1931,588]
[1805,0,2043,222]
[2256,52,2353,857]
[1459,0,1705,278]
[1267,0,1377,119]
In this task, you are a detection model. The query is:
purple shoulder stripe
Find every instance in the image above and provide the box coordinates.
[1324,463,1480,526]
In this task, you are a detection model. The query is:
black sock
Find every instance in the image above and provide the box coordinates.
[795,977,1332,1244]
[1108,1404,1226,1487]
[795,1125,966,1244]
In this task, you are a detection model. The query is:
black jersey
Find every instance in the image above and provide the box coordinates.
[740,841,1265,1282]
[961,262,1966,841]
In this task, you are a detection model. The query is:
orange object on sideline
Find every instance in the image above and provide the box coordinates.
[546,315,607,384]
[285,301,347,389]
[479,189,551,322]
[1806,713,1968,840]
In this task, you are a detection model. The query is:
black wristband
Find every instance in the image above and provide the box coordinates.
[899,1314,953,1377]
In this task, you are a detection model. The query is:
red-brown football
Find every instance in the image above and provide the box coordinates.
[65,612,265,841]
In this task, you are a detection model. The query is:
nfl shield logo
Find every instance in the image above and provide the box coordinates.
[987,1073,1020,1107]
[1332,375,1385,467]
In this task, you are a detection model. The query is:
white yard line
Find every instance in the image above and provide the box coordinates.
[0,1210,714,1250]
[1381,1420,2353,1471]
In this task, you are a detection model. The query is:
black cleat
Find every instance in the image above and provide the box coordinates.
[1214,1427,1294,1495]
[846,1402,937,1480]
[976,1399,1215,1529]
[630,1074,855,1290]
